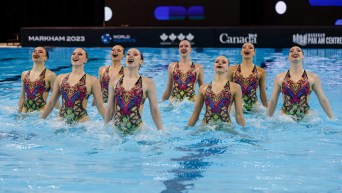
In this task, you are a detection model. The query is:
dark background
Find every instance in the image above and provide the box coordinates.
[2,0,341,42]
[103,0,242,27]
[1,0,104,43]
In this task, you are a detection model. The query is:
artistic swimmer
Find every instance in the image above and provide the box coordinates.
[227,42,268,112]
[188,55,246,127]
[267,46,334,120]
[41,48,105,123]
[162,40,204,102]
[18,46,60,113]
[105,48,163,133]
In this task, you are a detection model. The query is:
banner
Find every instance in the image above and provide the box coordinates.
[214,27,342,48]
[21,27,342,48]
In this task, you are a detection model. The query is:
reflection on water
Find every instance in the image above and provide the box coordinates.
[162,137,228,193]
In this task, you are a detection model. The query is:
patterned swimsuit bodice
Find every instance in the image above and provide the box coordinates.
[281,70,311,120]
[59,74,90,123]
[101,66,124,103]
[113,76,145,133]
[203,81,232,124]
[233,65,259,111]
[171,62,197,101]
[23,69,50,112]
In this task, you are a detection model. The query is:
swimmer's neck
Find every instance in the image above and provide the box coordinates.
[241,58,253,66]
[124,68,139,78]
[71,66,85,75]
[32,62,45,72]
[111,60,122,68]
[290,61,304,74]
[179,57,191,65]
[214,72,228,82]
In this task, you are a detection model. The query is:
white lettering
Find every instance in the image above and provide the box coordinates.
[219,33,257,44]
[27,36,85,42]
[66,36,85,42]
[113,35,130,39]
[308,37,317,44]
[318,37,325,44]
[28,36,65,41]
[326,37,342,44]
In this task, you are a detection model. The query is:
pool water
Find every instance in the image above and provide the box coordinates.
[0,47,341,193]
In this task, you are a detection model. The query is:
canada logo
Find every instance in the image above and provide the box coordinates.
[160,33,194,41]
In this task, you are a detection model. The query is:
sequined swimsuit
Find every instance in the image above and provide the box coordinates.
[100,66,124,103]
[203,81,232,124]
[59,74,90,123]
[23,69,50,112]
[113,76,145,133]
[233,65,259,111]
[170,62,197,101]
[281,70,311,120]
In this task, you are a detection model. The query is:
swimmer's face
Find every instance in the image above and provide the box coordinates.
[288,46,304,62]
[71,48,87,65]
[179,40,192,56]
[32,47,48,62]
[126,48,143,68]
[214,56,229,72]
[241,42,255,58]
[111,45,124,61]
